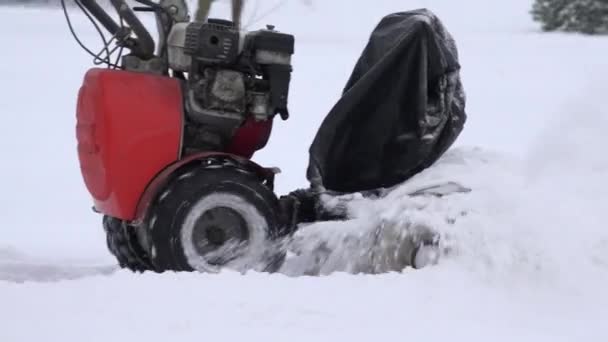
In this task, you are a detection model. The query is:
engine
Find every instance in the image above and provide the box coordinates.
[167,19,294,153]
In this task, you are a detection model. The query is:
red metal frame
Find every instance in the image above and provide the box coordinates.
[226,116,273,158]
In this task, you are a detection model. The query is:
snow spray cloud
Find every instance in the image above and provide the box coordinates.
[279,79,608,288]
[424,79,608,289]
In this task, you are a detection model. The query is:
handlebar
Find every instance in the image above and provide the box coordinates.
[79,0,156,60]
[79,0,121,35]
[110,0,155,59]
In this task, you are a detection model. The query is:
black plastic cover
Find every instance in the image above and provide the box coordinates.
[263,64,292,120]
[306,9,467,193]
[248,29,295,55]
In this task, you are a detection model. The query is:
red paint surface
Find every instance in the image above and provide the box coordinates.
[76,68,183,220]
[226,117,273,158]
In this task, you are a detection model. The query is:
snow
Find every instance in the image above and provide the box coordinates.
[1,0,608,341]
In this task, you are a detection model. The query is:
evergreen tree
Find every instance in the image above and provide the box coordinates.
[532,0,608,34]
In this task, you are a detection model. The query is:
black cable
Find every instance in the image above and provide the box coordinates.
[113,17,126,69]
[74,0,113,66]
[61,0,122,69]
[80,0,123,69]
[61,0,104,62]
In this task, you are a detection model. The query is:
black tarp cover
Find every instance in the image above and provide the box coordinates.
[306,9,467,193]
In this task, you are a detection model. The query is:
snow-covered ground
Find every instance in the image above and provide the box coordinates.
[1,0,608,341]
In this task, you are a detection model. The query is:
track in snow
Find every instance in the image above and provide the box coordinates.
[0,247,116,283]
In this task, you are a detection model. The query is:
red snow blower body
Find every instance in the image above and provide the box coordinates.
[70,0,293,273]
[77,68,273,222]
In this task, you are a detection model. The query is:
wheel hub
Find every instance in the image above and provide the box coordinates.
[191,206,249,265]
[180,191,274,273]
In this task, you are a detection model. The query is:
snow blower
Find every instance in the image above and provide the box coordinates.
[67,0,294,273]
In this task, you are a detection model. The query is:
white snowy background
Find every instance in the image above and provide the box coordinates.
[1,0,608,341]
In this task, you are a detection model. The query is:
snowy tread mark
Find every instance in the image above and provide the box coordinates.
[177,171,195,181]
[149,215,158,231]
[158,189,171,202]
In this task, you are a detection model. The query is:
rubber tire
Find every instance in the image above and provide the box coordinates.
[103,215,153,272]
[144,166,286,273]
